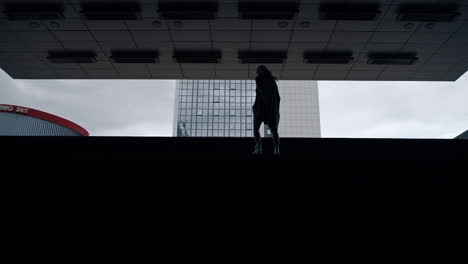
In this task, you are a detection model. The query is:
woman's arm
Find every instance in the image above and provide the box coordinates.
[273,81,281,102]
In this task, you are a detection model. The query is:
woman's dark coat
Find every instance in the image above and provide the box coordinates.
[253,75,281,128]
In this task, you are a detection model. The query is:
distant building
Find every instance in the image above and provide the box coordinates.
[173,80,320,138]
[0,104,89,136]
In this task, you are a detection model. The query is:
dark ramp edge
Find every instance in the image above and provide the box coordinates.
[1,137,466,184]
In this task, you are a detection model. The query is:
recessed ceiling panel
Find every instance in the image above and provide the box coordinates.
[80,2,142,20]
[397,4,460,22]
[110,50,159,63]
[173,50,222,63]
[303,51,354,64]
[238,1,299,20]
[3,2,65,20]
[0,0,466,80]
[238,51,287,64]
[47,50,97,64]
[158,1,218,20]
[319,3,381,21]
[367,53,419,65]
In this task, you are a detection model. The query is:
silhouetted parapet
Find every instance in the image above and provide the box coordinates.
[0,137,466,183]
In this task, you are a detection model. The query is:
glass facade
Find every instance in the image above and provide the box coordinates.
[174,80,255,137]
[174,80,321,138]
[275,81,321,138]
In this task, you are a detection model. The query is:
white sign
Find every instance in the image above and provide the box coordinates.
[0,105,29,114]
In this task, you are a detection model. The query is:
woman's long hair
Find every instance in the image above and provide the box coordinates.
[256,65,277,81]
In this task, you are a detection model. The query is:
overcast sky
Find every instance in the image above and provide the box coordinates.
[1,68,467,138]
[319,72,468,139]
[0,69,175,136]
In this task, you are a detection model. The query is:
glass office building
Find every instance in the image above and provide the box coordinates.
[173,80,321,138]
[275,80,321,138]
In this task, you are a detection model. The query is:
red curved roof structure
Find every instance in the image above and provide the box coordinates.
[0,104,89,136]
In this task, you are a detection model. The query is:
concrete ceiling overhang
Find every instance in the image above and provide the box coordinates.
[0,0,467,81]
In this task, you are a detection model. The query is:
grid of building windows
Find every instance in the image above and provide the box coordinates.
[276,81,321,138]
[175,80,256,137]
[174,79,321,138]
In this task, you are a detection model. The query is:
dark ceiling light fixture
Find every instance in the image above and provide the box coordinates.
[238,51,288,64]
[319,3,381,21]
[303,51,354,64]
[238,1,299,20]
[367,52,419,65]
[3,2,65,20]
[110,50,160,63]
[80,2,142,20]
[158,2,218,20]
[397,4,460,22]
[173,50,222,63]
[47,51,97,63]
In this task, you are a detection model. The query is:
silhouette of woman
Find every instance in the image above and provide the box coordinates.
[252,65,281,155]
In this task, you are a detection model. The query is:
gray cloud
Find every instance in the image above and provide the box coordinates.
[0,69,176,136]
[319,72,468,139]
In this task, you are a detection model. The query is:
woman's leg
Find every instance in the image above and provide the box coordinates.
[253,118,262,141]
[270,124,280,155]
[252,118,263,154]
